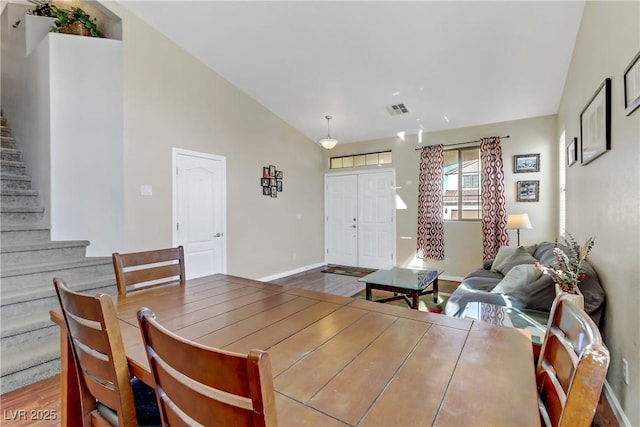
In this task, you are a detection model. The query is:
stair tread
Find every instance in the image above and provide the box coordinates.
[0,339,59,375]
[1,275,116,305]
[1,224,50,232]
[1,240,90,253]
[0,206,44,213]
[1,257,113,277]
[0,173,31,180]
[1,188,37,195]
[1,313,55,338]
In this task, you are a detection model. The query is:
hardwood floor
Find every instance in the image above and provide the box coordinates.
[0,266,618,427]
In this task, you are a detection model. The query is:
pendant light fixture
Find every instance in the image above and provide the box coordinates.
[319,115,338,150]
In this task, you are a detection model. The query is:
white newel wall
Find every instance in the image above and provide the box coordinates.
[15,12,125,256]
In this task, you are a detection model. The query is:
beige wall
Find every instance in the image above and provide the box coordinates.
[325,114,558,279]
[557,1,639,424]
[103,3,326,280]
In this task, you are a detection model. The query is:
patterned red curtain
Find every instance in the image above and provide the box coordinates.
[480,137,508,260]
[416,144,445,260]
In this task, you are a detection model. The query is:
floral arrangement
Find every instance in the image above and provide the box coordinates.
[535,233,594,294]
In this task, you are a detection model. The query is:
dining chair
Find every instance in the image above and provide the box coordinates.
[536,293,610,427]
[112,246,185,296]
[53,278,161,426]
[137,308,278,427]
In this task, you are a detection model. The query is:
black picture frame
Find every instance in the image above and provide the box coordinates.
[517,180,539,202]
[580,78,611,165]
[270,186,277,198]
[624,50,640,116]
[276,170,283,179]
[262,186,271,196]
[269,178,277,187]
[277,180,283,192]
[513,154,540,173]
[261,178,269,187]
[567,137,578,167]
[269,165,276,177]
[262,166,270,178]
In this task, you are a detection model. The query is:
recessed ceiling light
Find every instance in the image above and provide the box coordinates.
[444,115,450,123]
[397,131,405,141]
[392,92,400,96]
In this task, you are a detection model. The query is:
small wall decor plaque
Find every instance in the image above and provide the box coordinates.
[260,165,284,197]
[567,138,578,167]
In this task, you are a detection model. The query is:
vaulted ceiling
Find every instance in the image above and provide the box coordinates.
[121,1,585,144]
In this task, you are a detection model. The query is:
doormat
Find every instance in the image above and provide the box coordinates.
[321,265,377,278]
[351,289,450,313]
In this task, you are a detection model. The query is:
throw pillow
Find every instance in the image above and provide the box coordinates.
[493,246,537,276]
[491,264,542,294]
[490,246,519,272]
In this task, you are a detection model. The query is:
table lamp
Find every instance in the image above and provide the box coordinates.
[507,213,532,246]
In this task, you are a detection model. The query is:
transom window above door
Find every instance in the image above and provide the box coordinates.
[330,150,392,169]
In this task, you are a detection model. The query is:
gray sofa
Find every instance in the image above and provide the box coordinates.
[444,242,606,326]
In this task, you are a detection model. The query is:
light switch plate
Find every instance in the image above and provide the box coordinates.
[141,184,153,196]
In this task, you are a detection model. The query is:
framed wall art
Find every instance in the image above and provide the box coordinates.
[260,165,284,197]
[580,78,611,165]
[567,137,578,167]
[517,180,539,202]
[513,154,540,173]
[624,50,640,116]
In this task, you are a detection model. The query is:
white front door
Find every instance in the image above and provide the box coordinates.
[325,170,396,269]
[173,149,226,279]
[358,171,395,269]
[326,174,358,266]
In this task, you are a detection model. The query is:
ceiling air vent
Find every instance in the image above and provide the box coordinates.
[386,103,409,116]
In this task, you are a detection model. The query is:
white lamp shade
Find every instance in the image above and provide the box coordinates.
[507,213,533,229]
[319,138,338,150]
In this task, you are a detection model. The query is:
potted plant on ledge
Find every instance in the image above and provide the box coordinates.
[535,233,595,310]
[13,1,102,38]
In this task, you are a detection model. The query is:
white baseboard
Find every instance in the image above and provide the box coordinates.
[258,262,325,282]
[603,379,631,426]
[440,274,465,283]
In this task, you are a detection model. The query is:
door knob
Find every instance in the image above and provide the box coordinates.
[214,232,223,237]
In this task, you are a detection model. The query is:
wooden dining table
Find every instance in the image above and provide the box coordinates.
[51,273,540,426]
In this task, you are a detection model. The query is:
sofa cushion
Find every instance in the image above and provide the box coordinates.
[491,264,542,294]
[492,246,537,275]
[490,246,518,272]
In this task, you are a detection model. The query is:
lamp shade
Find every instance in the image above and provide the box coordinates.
[319,138,338,150]
[507,213,533,230]
[319,115,338,150]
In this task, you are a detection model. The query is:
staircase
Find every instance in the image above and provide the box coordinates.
[0,113,117,394]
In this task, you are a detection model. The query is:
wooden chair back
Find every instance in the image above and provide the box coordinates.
[112,246,185,296]
[53,277,137,426]
[137,308,278,427]
[536,293,609,427]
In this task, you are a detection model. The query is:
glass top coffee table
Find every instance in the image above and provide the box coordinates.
[358,267,444,310]
[460,302,549,347]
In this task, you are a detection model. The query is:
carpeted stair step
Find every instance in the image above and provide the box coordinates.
[0,224,51,244]
[1,126,12,137]
[0,188,39,207]
[1,274,116,318]
[1,172,32,190]
[1,257,114,292]
[1,135,17,148]
[0,159,26,175]
[1,318,59,356]
[1,240,90,268]
[0,339,60,394]
[1,147,21,162]
[0,205,44,225]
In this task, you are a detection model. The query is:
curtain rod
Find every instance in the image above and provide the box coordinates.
[414,135,510,151]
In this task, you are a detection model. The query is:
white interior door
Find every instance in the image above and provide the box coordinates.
[326,174,358,266]
[174,149,226,279]
[358,171,395,269]
[325,170,395,269]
